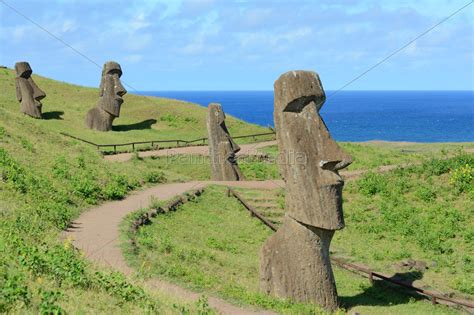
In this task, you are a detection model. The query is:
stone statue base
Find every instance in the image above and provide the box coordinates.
[85,107,115,131]
[260,216,338,311]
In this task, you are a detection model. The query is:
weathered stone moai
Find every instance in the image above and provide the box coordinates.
[85,61,127,131]
[15,62,46,119]
[206,103,244,181]
[260,71,352,311]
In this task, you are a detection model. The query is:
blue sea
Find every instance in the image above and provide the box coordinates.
[137,91,474,142]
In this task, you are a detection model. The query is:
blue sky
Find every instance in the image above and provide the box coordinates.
[1,0,473,91]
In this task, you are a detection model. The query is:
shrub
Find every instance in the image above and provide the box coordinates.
[450,163,473,193]
[103,175,130,200]
[357,171,388,196]
[145,171,166,183]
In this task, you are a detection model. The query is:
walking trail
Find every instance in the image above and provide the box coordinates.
[63,164,402,314]
[104,140,277,162]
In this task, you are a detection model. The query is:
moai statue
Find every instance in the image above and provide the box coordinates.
[85,61,127,131]
[15,62,46,119]
[260,71,352,311]
[206,103,244,181]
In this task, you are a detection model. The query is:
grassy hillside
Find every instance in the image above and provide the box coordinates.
[0,67,472,313]
[0,67,267,146]
[125,186,462,314]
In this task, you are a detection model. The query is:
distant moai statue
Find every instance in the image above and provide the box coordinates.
[86,61,127,131]
[206,103,244,181]
[14,62,46,119]
[260,71,352,311]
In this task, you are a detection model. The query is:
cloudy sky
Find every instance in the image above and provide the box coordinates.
[0,0,472,91]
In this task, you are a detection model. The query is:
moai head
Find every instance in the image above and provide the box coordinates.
[207,103,243,180]
[97,61,127,117]
[14,62,46,119]
[274,70,352,230]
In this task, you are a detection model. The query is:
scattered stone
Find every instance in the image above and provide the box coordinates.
[397,259,428,271]
[206,103,244,181]
[14,61,45,119]
[85,61,127,131]
[260,70,352,311]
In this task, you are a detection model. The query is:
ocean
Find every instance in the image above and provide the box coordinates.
[136,91,474,142]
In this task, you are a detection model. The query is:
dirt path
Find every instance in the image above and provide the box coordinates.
[63,162,406,314]
[105,140,277,162]
[64,180,281,315]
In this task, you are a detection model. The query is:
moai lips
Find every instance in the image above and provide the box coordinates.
[85,61,127,131]
[15,62,46,119]
[260,70,352,311]
[206,103,244,181]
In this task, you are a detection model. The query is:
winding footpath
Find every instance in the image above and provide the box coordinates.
[104,140,277,162]
[64,180,282,315]
[63,162,404,314]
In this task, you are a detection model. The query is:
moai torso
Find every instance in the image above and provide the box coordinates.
[14,62,45,119]
[85,61,127,131]
[274,71,352,230]
[207,103,244,181]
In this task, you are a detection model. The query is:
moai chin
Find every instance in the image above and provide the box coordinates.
[206,103,244,181]
[85,61,127,131]
[260,70,352,311]
[15,62,46,119]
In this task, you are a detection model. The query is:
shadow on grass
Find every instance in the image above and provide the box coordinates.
[113,119,157,132]
[340,271,425,308]
[42,111,64,120]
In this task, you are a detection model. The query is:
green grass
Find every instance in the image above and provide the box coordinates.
[260,142,474,171]
[125,186,460,314]
[0,67,268,150]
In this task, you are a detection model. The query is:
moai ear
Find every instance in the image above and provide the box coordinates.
[15,78,22,102]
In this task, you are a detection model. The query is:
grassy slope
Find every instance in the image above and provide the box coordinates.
[126,186,459,314]
[0,68,268,313]
[0,68,267,146]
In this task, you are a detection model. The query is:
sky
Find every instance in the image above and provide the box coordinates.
[0,0,473,91]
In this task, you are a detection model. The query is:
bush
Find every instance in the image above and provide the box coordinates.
[145,171,166,184]
[450,163,473,193]
[103,175,130,200]
[357,171,388,196]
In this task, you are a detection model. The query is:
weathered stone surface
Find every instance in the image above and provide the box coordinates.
[260,70,352,311]
[274,70,352,230]
[86,61,126,131]
[14,62,45,119]
[206,103,244,181]
[260,216,337,308]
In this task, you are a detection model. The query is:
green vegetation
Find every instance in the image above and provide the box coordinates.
[126,186,459,314]
[0,67,268,151]
[336,153,474,296]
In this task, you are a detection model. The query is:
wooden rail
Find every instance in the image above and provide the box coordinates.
[226,187,474,311]
[60,130,276,154]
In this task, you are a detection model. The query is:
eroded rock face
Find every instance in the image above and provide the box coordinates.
[15,62,45,119]
[86,61,127,131]
[260,70,352,311]
[206,103,244,181]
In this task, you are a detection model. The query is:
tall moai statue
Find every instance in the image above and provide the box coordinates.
[206,103,244,181]
[14,62,46,119]
[260,71,352,311]
[86,61,127,131]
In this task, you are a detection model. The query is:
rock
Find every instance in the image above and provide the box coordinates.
[206,103,244,181]
[260,70,352,311]
[14,62,45,119]
[85,61,127,131]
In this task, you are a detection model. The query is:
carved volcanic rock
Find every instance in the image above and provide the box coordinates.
[206,103,244,181]
[260,70,352,311]
[14,62,45,119]
[86,61,127,131]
